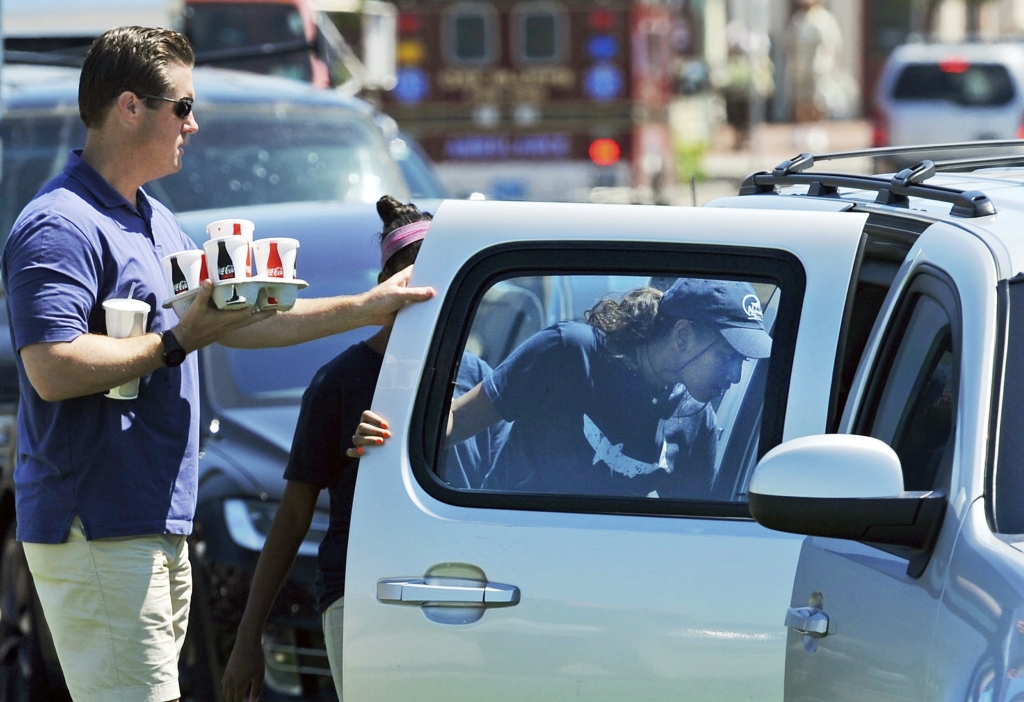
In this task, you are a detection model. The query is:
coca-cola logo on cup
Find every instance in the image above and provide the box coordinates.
[170,256,189,294]
[267,242,285,278]
[217,240,236,280]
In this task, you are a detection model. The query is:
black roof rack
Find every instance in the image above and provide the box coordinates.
[739,140,1024,218]
[770,139,1024,175]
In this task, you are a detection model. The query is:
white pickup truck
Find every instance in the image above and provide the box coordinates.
[342,152,1024,702]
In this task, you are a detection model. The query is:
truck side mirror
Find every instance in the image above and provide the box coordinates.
[748,435,946,578]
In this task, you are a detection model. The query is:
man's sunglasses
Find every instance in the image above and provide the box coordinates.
[142,95,194,119]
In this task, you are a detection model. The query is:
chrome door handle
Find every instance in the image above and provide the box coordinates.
[785,606,829,637]
[377,577,520,606]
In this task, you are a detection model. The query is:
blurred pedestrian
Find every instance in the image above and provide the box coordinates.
[2,26,432,702]
[720,19,774,150]
[784,0,843,150]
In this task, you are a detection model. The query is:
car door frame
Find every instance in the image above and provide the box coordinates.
[344,201,872,702]
[776,220,1003,701]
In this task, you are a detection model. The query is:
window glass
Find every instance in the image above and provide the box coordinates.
[0,114,84,243]
[524,14,557,59]
[513,2,566,64]
[448,4,497,64]
[892,63,1015,106]
[433,272,779,503]
[993,280,1024,533]
[0,107,409,232]
[186,3,313,82]
[866,295,956,491]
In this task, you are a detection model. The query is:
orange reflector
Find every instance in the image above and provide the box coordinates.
[589,138,621,166]
[939,57,970,74]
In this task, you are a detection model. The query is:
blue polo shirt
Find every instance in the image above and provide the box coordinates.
[1,151,201,544]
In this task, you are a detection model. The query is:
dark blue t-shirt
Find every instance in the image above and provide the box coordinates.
[482,322,717,498]
[285,343,507,611]
[2,151,200,543]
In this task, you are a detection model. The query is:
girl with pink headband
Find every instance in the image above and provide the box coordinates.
[222,196,508,702]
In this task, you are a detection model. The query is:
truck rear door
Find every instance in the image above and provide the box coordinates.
[345,200,869,701]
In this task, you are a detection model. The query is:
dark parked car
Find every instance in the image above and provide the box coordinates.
[0,61,439,700]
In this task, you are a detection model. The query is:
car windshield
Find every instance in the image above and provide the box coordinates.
[152,106,408,211]
[203,230,383,407]
[891,62,1016,106]
[0,105,409,242]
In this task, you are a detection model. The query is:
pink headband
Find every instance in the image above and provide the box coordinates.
[381,220,430,268]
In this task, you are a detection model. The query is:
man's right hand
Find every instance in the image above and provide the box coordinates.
[221,630,265,702]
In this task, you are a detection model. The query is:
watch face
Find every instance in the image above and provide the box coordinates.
[163,331,187,367]
[166,348,187,366]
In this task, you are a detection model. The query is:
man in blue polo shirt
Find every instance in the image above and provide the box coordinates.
[0,26,432,702]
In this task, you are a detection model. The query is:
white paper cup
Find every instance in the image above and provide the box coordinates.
[252,238,299,280]
[206,218,254,241]
[204,237,252,283]
[162,250,208,297]
[103,298,151,400]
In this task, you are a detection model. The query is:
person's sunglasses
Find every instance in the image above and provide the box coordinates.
[142,95,194,119]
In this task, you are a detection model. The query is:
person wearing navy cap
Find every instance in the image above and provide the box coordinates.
[353,277,772,500]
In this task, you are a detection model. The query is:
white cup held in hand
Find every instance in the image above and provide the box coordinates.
[103,298,152,400]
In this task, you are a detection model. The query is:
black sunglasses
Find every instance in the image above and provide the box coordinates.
[142,94,194,119]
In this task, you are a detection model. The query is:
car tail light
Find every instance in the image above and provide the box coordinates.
[871,111,888,148]
[589,138,621,166]
[939,57,970,74]
[1017,123,1024,139]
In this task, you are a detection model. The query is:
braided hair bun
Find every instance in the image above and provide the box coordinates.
[377,195,432,240]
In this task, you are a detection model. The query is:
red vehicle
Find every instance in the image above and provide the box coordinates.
[381,0,676,202]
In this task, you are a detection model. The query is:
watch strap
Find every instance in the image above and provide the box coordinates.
[161,329,187,367]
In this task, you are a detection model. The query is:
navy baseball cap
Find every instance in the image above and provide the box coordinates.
[659,278,773,359]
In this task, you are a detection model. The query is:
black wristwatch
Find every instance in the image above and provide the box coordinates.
[161,329,187,367]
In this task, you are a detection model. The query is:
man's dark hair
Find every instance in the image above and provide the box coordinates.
[79,26,195,128]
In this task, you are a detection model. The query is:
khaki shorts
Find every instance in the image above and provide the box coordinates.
[322,596,344,700]
[22,517,191,702]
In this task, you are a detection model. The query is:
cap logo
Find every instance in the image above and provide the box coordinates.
[742,294,763,322]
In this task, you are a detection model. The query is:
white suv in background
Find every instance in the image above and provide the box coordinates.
[873,43,1024,164]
